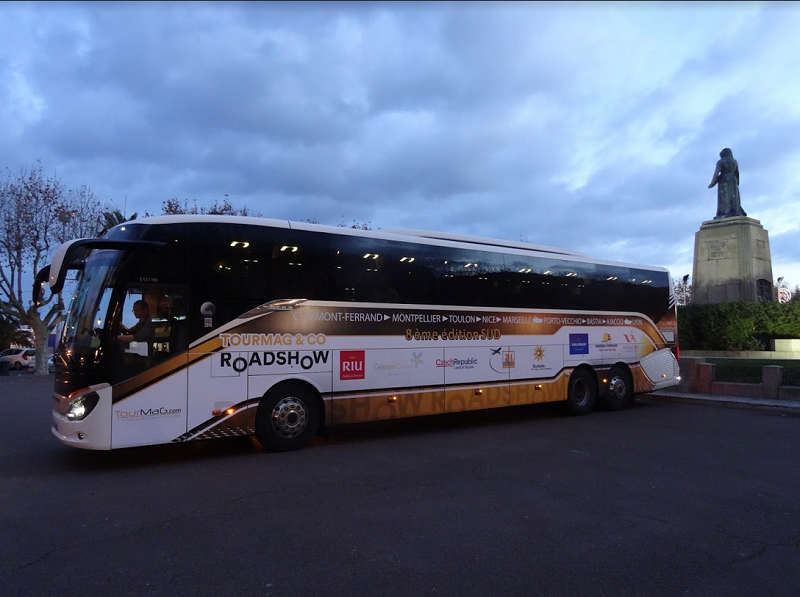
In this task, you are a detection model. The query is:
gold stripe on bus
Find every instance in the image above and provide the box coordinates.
[112,354,189,402]
[329,388,446,424]
[112,337,224,403]
[509,371,570,406]
[188,336,224,355]
[328,374,576,425]
[217,302,669,348]
[631,364,656,393]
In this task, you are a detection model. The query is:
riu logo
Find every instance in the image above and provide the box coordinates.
[340,350,365,380]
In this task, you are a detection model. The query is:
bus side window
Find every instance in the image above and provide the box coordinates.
[115,291,157,377]
[168,297,188,354]
[154,293,188,357]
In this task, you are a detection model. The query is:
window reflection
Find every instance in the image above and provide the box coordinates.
[185,223,671,325]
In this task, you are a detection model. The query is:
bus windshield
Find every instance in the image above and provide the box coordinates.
[60,250,121,363]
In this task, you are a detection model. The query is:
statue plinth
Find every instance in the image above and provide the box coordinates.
[691,216,774,304]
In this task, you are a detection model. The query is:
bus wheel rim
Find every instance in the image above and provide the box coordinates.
[271,397,308,438]
[610,376,627,400]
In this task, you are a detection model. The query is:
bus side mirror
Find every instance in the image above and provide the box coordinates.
[33,266,51,306]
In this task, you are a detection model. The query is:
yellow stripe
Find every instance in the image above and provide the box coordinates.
[328,375,575,425]
[113,337,224,403]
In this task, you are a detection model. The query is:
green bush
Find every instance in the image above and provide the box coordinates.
[678,301,800,351]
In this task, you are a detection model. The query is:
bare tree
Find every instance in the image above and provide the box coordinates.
[57,184,107,241]
[160,196,261,216]
[674,274,691,306]
[0,163,103,374]
[338,217,372,230]
[775,277,792,303]
[304,217,372,230]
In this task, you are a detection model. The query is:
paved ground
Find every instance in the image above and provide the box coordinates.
[10,366,798,412]
[3,372,800,597]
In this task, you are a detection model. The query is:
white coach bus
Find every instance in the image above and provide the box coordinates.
[34,215,679,452]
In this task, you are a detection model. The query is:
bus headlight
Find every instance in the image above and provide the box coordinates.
[66,391,100,421]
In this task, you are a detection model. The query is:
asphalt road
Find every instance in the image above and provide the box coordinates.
[2,373,800,597]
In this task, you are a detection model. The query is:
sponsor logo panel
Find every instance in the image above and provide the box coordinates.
[488,347,516,374]
[340,350,365,380]
[622,332,640,354]
[595,332,618,353]
[569,333,589,355]
[372,350,424,377]
[334,348,446,391]
[511,344,564,380]
[594,331,641,358]
[440,347,501,383]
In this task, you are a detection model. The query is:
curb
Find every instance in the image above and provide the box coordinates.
[646,391,800,414]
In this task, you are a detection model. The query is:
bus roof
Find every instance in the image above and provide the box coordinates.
[380,228,588,258]
[117,214,668,273]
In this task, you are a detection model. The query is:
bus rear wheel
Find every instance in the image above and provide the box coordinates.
[255,382,321,452]
[566,368,597,415]
[602,365,633,411]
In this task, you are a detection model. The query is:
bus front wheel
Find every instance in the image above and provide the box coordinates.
[567,368,597,415]
[255,382,321,452]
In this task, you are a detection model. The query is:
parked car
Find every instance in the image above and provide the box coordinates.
[0,348,36,370]
[25,354,56,373]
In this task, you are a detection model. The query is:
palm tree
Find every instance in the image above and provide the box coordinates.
[98,209,137,236]
[0,313,32,351]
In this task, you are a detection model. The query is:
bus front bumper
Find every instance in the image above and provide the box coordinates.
[51,384,113,450]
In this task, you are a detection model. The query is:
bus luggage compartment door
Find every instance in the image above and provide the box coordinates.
[639,348,680,391]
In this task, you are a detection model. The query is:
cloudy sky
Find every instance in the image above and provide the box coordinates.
[2,1,799,288]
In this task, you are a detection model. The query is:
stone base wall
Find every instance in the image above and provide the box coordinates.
[682,349,800,360]
[678,355,800,400]
[691,216,774,304]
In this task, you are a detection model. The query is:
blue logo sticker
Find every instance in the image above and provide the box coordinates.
[569,333,589,355]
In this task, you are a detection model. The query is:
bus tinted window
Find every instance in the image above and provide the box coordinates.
[327,237,443,304]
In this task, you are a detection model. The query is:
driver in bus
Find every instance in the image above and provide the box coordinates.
[118,299,156,356]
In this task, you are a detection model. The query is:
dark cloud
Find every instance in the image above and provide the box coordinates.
[1,1,798,285]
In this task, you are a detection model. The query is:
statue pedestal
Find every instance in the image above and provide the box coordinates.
[691,216,774,304]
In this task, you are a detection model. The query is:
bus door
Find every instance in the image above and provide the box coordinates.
[183,296,253,443]
[110,284,190,449]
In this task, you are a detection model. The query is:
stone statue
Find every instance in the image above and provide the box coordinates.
[708,148,746,219]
